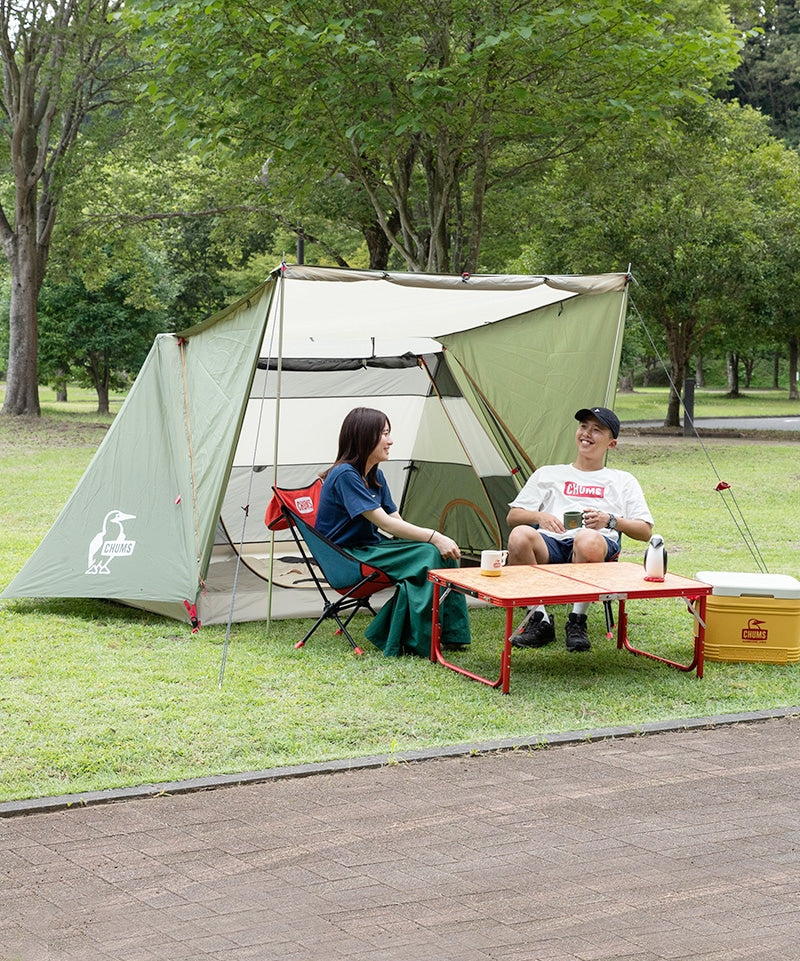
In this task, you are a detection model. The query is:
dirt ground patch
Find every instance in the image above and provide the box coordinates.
[0,415,111,452]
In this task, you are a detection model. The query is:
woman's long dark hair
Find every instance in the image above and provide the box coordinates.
[322,407,390,488]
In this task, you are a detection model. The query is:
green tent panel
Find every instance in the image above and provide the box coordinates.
[3,283,273,607]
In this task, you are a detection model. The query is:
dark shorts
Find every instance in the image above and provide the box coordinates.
[538,531,620,564]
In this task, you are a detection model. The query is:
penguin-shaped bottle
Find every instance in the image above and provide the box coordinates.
[643,534,667,582]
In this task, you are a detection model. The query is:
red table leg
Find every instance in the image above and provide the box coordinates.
[430,583,510,691]
[430,582,442,663]
[499,607,514,695]
[617,595,706,676]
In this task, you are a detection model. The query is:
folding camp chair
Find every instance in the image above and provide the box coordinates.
[265,480,395,654]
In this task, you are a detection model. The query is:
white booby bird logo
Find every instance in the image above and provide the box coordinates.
[86,510,137,574]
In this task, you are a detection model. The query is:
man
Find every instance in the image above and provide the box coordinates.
[506,406,653,652]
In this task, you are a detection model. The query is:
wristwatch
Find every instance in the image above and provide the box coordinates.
[607,514,618,530]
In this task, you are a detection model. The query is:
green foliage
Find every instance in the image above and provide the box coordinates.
[726,0,800,146]
[4,0,796,421]
[51,142,282,327]
[37,267,163,407]
[123,0,743,272]
[509,98,800,421]
[0,1,136,415]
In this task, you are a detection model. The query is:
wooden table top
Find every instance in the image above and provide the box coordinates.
[428,561,712,607]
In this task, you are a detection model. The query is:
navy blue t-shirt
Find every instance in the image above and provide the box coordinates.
[315,464,397,547]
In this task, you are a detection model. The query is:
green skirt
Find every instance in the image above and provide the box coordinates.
[349,540,471,657]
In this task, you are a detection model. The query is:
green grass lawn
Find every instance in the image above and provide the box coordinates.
[613,385,800,421]
[1,385,799,803]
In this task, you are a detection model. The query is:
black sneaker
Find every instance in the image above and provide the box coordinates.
[565,613,590,652]
[512,612,555,649]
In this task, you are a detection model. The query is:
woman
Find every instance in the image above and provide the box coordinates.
[315,407,471,657]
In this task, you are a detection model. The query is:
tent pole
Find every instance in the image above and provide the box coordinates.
[266,265,287,630]
[218,277,280,687]
[604,282,630,407]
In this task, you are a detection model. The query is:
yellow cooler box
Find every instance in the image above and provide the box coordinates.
[696,571,800,664]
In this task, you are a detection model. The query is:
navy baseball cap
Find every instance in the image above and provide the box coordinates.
[575,406,620,438]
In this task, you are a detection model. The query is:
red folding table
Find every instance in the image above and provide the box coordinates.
[429,562,712,694]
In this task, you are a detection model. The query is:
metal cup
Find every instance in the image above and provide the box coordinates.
[563,510,583,531]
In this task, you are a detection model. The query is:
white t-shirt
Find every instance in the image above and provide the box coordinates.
[508,463,653,543]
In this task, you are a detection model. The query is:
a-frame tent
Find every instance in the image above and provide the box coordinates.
[2,265,630,626]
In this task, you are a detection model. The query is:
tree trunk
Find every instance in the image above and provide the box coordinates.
[726,352,740,396]
[695,355,705,388]
[0,0,125,418]
[773,350,780,390]
[663,316,692,428]
[743,355,755,388]
[789,334,799,401]
[364,210,400,270]
[85,353,111,414]
[364,223,391,271]
[423,138,456,273]
[465,126,490,273]
[665,382,682,427]
[55,369,68,403]
[96,380,110,415]
[2,228,44,416]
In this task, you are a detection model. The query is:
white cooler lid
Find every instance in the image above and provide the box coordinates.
[696,571,800,599]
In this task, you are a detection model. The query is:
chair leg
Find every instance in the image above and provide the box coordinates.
[332,614,365,654]
[337,599,375,653]
[340,603,369,633]
[294,608,332,649]
[294,601,365,655]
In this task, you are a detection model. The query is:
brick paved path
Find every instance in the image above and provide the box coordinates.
[3,716,800,961]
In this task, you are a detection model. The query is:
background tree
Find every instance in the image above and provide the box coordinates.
[51,133,289,327]
[3,0,794,429]
[725,0,800,145]
[0,0,131,416]
[38,256,165,414]
[128,0,743,274]
[510,99,800,424]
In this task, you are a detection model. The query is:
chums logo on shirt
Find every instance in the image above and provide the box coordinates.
[741,618,768,643]
[563,481,606,499]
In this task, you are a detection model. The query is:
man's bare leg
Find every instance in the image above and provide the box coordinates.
[507,525,550,565]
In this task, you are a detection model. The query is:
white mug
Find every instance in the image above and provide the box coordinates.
[480,549,508,576]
